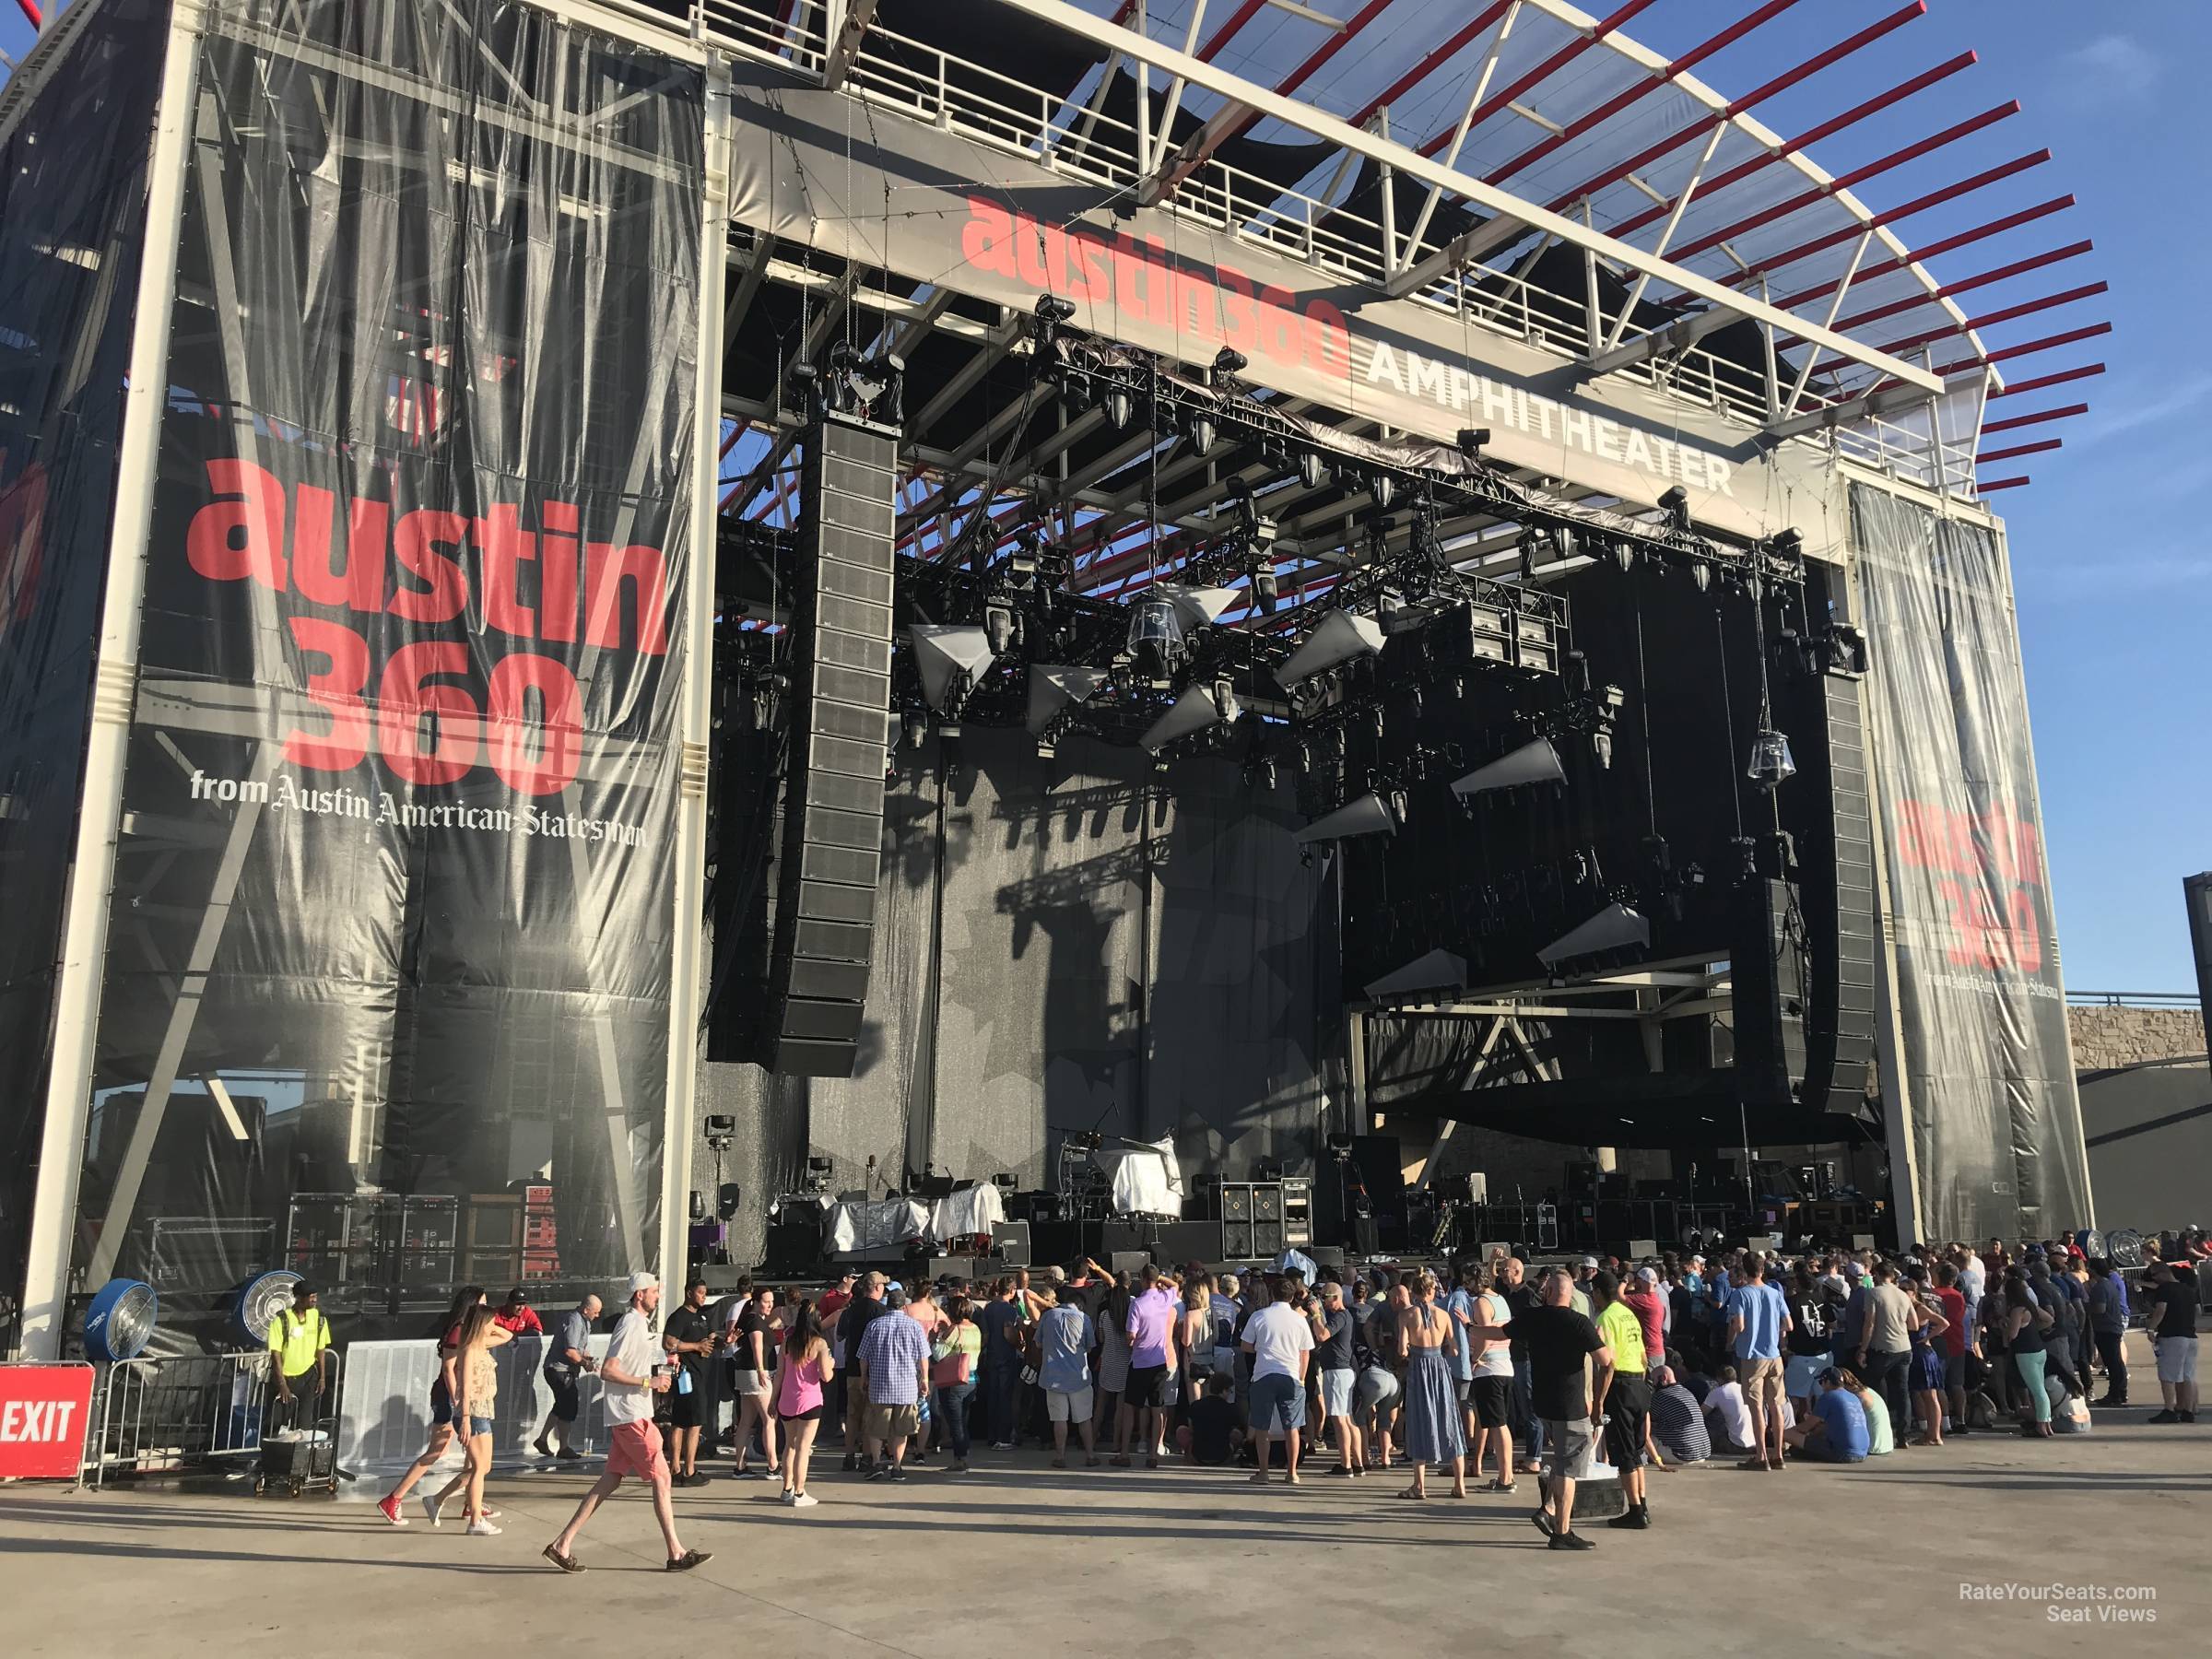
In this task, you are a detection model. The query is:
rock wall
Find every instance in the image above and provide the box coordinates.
[2067,1006,2206,1074]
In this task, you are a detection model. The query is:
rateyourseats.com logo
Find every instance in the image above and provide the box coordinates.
[1959,1583,2159,1624]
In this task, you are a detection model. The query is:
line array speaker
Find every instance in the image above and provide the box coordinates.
[1796,662,1880,1114]
[763,413,897,1077]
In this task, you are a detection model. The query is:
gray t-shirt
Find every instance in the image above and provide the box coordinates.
[1037,1306,1095,1394]
[1864,1284,1913,1354]
[545,1309,591,1375]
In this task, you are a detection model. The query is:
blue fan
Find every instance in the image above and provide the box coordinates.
[84,1278,159,1362]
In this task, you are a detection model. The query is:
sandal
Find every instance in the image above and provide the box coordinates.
[1395,1485,1425,1500]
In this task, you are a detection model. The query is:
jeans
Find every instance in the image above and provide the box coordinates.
[2093,1328,2129,1399]
[1512,1360,1547,1457]
[935,1382,975,1460]
[1859,1347,1910,1430]
[982,1364,1020,1446]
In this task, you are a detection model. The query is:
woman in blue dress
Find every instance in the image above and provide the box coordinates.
[1395,1268,1466,1498]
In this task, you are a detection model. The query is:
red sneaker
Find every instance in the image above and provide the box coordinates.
[377,1493,408,1527]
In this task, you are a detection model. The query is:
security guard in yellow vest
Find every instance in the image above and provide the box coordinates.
[267,1282,334,1432]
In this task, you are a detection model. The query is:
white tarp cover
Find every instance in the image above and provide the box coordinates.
[1099,1137,1184,1217]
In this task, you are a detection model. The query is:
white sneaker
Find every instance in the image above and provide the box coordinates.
[791,1493,818,1509]
[780,1489,796,1505]
[465,1518,501,1536]
[421,1493,444,1527]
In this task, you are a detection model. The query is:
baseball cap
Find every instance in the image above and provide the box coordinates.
[885,1288,911,1309]
[1637,1266,1660,1284]
[627,1271,660,1297]
[1580,1256,1600,1270]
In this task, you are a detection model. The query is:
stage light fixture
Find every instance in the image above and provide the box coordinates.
[1104,386,1135,429]
[1035,293,1077,324]
[1591,729,1614,770]
[1276,607,1383,685]
[909,622,996,713]
[1690,559,1711,593]
[983,599,1016,656]
[1518,529,1542,582]
[1298,450,1329,490]
[1373,473,1396,510]
[1455,428,1490,460]
[1125,594,1184,678]
[1389,788,1409,824]
[1260,758,1277,789]
[1212,347,1249,381]
[1746,728,1797,790]
[903,710,929,748]
[1252,563,1279,613]
[1186,413,1218,455]
[1614,542,1635,572]
[1658,484,1690,532]
[1211,677,1241,723]
[1155,581,1239,635]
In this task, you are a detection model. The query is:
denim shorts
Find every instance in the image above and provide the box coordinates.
[1248,1371,1305,1432]
[468,1415,494,1438]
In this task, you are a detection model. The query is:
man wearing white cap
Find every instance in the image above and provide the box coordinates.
[544,1273,712,1574]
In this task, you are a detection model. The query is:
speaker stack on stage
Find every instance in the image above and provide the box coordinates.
[760,412,899,1077]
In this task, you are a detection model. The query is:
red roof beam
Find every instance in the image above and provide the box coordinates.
[1777,241,2094,341]
[1537,2,1928,217]
[1976,437,2062,464]
[1609,49,1977,240]
[1764,192,2072,309]
[1979,401,2087,435]
[1977,476,2030,491]
[1668,100,2021,265]
[1488,0,1810,185]
[1986,361,2103,399]
[1197,0,1274,64]
[1415,0,1665,160]
[1926,322,2112,380]
[1177,0,1400,170]
[1815,283,2108,373]
[1346,2,1514,129]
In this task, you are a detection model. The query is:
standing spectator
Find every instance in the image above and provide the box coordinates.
[1510,1268,1611,1552]
[265,1282,335,1439]
[1442,1261,1483,1452]
[1241,1278,1316,1484]
[1312,1279,1362,1477]
[443,1305,505,1535]
[1853,1264,1916,1433]
[492,1287,542,1336]
[1355,1286,1404,1471]
[1035,1282,1099,1468]
[543,1273,711,1574]
[1904,1277,1952,1445]
[1467,1266,1516,1491]
[535,1294,600,1460]
[1932,1264,1973,1433]
[378,1288,486,1525]
[856,1288,932,1481]
[1124,1265,1179,1470]
[1591,1270,1651,1529]
[1783,1266,1834,1416]
[1646,1363,1709,1465]
[775,1300,833,1507]
[1395,1268,1465,1500]
[2001,1267,2056,1435]
[1725,1258,1792,1472]
[837,1272,888,1470]
[726,1283,781,1482]
[1099,1276,1136,1462]
[2086,1259,2131,1406]
[661,1277,717,1486]
[1621,1268,1668,1367]
[2145,1259,2199,1423]
[1498,1255,1544,1474]
[931,1294,983,1473]
[977,1276,1030,1453]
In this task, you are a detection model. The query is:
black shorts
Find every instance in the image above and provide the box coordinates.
[668,1382,708,1429]
[1452,1376,1473,1406]
[1604,1376,1651,1468]
[429,1378,454,1428]
[779,1405,823,1424]
[1126,1365,1169,1409]
[1472,1374,1514,1430]
[545,1371,581,1422]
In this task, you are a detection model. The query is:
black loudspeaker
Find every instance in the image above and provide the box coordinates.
[991,1220,1032,1266]
[1253,1183,1284,1221]
[1730,876,1807,1103]
[926,1255,976,1282]
[1220,1183,1253,1221]
[763,412,898,1077]
[1791,656,1880,1115]
[1110,1250,1150,1277]
[1149,1219,1225,1265]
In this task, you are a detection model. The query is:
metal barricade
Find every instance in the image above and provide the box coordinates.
[83,1348,346,1489]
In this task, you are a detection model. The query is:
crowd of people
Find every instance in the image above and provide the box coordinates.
[360,1227,2204,1566]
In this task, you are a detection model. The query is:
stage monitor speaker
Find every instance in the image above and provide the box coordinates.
[762,412,897,1077]
[1149,1220,1225,1265]
[1629,1238,1657,1259]
[926,1255,976,1282]
[991,1221,1032,1266]
[1110,1250,1150,1277]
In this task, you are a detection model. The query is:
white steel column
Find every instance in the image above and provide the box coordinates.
[19,1,206,1360]
[659,54,735,1289]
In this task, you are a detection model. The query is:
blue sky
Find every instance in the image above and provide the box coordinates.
[4,0,2201,988]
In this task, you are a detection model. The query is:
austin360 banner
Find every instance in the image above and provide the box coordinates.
[71,0,705,1314]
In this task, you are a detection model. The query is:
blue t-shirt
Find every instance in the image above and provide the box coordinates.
[1443,1288,1477,1382]
[857,1312,931,1405]
[1037,1306,1095,1394]
[1727,1282,1788,1361]
[977,1298,1026,1369]
[1812,1386,1869,1461]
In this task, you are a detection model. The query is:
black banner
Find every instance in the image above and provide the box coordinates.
[70,0,705,1322]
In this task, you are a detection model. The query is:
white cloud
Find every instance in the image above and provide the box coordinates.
[2060,34,2161,103]
[2068,373,2212,449]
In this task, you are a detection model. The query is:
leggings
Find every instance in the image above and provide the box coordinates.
[2013,1350,2052,1424]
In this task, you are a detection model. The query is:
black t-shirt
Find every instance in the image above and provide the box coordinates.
[1787,1293,1834,1357]
[1187,1394,1238,1465]
[1503,1282,1540,1362]
[2157,1269,2199,1340]
[665,1302,713,1382]
[840,1294,887,1360]
[1518,1304,1606,1422]
[1316,1306,1354,1371]
[736,1306,776,1372]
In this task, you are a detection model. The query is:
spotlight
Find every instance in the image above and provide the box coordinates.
[1102,386,1135,430]
[1035,293,1077,324]
[1390,788,1409,824]
[1518,529,1543,582]
[1185,413,1217,455]
[1591,729,1613,770]
[1613,542,1635,573]
[1211,677,1241,723]
[1746,728,1796,790]
[1212,347,1249,381]
[1658,484,1690,532]
[903,710,929,748]
[1455,428,1490,461]
[1125,594,1184,678]
[1252,563,1279,614]
[1690,559,1711,594]
[984,599,1016,656]
[1372,473,1396,510]
[1298,450,1329,490]
[1260,759,1277,789]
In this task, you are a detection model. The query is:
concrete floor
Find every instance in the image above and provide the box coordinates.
[4,1403,2206,1657]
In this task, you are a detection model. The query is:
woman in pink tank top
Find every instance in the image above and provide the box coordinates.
[775,1300,834,1507]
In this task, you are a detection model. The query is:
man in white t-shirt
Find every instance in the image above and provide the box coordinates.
[544,1273,712,1575]
[1239,1279,1316,1484]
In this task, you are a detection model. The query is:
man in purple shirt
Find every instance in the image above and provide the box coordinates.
[1124,1265,1181,1469]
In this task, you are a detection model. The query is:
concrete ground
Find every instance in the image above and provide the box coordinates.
[4,1396,2207,1657]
